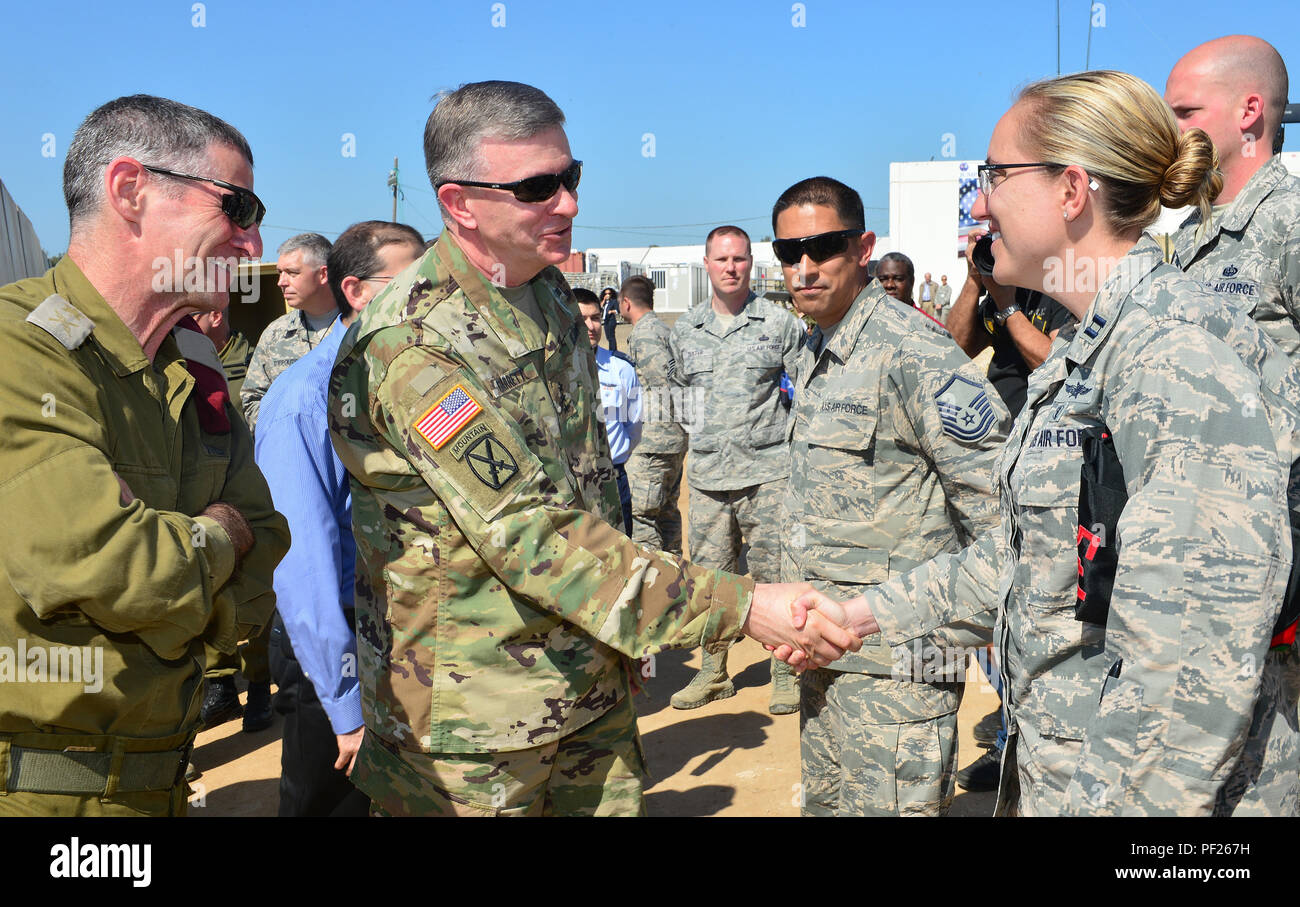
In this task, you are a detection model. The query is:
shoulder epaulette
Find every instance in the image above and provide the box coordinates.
[25,294,94,350]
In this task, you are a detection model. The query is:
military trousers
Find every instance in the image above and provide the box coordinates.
[354,693,646,817]
[799,668,962,816]
[628,449,685,555]
[686,480,784,582]
[204,619,273,684]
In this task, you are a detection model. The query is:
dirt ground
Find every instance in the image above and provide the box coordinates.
[190,313,1001,818]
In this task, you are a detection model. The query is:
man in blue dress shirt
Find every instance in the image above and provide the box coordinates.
[575,288,641,535]
[255,221,424,816]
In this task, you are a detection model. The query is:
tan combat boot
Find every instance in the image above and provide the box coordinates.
[670,641,735,709]
[768,655,799,715]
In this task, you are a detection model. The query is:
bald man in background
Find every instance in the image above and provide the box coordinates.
[1166,35,1300,359]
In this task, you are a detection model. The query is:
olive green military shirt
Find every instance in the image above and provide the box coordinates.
[0,258,289,740]
[218,329,253,409]
[330,231,753,755]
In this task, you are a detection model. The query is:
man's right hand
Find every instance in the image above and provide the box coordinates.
[201,502,255,561]
[335,727,364,776]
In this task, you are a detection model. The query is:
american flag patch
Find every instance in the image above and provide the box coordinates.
[414,385,482,449]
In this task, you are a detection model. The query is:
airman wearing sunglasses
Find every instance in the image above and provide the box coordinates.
[772,176,1011,817]
[328,80,860,817]
[0,95,288,816]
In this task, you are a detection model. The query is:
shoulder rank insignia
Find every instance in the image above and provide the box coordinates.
[26,294,93,350]
[934,374,996,442]
[414,383,482,449]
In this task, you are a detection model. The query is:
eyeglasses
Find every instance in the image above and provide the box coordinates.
[143,165,266,229]
[771,229,863,267]
[976,162,1064,196]
[360,275,397,283]
[436,160,582,203]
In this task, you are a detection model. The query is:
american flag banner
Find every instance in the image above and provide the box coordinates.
[958,163,981,254]
[414,385,482,449]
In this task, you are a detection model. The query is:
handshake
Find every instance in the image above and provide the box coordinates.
[741,584,881,671]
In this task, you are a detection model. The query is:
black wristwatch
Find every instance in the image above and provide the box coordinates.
[992,302,1022,327]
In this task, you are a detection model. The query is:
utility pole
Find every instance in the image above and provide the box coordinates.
[387,157,399,222]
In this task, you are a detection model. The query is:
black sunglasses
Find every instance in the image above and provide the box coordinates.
[772,229,863,266]
[144,165,266,229]
[436,160,582,204]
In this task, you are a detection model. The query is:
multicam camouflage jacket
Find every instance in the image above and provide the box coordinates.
[625,311,687,454]
[329,231,753,755]
[782,283,1008,675]
[669,293,805,491]
[1173,155,1300,361]
[864,237,1300,816]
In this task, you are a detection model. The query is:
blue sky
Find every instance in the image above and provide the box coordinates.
[3,0,1296,256]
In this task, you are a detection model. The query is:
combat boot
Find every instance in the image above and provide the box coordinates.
[768,656,799,715]
[200,676,243,729]
[670,643,734,709]
[242,681,274,733]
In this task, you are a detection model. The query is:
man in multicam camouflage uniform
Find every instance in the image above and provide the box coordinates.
[327,80,858,817]
[620,274,686,555]
[241,232,336,430]
[668,225,806,716]
[1167,36,1300,360]
[794,236,1300,815]
[772,177,1010,816]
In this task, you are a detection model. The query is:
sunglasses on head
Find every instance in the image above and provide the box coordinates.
[772,229,863,267]
[143,165,266,229]
[436,160,582,204]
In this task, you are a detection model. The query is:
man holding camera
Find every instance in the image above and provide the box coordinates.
[945,229,1075,417]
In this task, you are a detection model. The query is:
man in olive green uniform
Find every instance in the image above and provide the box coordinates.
[196,301,253,405]
[668,225,806,715]
[1166,36,1300,361]
[620,274,686,554]
[328,81,856,817]
[0,95,288,816]
[772,177,1009,816]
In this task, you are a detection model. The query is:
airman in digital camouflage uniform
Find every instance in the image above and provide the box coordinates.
[1166,36,1300,361]
[620,274,687,554]
[328,81,857,817]
[790,71,1300,816]
[773,177,1010,816]
[0,95,288,816]
[668,225,806,715]
[240,232,336,431]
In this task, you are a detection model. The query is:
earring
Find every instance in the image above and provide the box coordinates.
[1063,211,1069,220]
[1089,178,1100,190]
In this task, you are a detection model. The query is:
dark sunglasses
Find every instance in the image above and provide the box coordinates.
[436,160,582,204]
[144,165,266,229]
[772,229,863,266]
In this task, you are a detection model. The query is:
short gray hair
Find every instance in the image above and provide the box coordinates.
[64,95,253,231]
[423,81,565,220]
[277,233,331,268]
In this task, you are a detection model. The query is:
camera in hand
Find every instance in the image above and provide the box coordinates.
[971,234,996,278]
